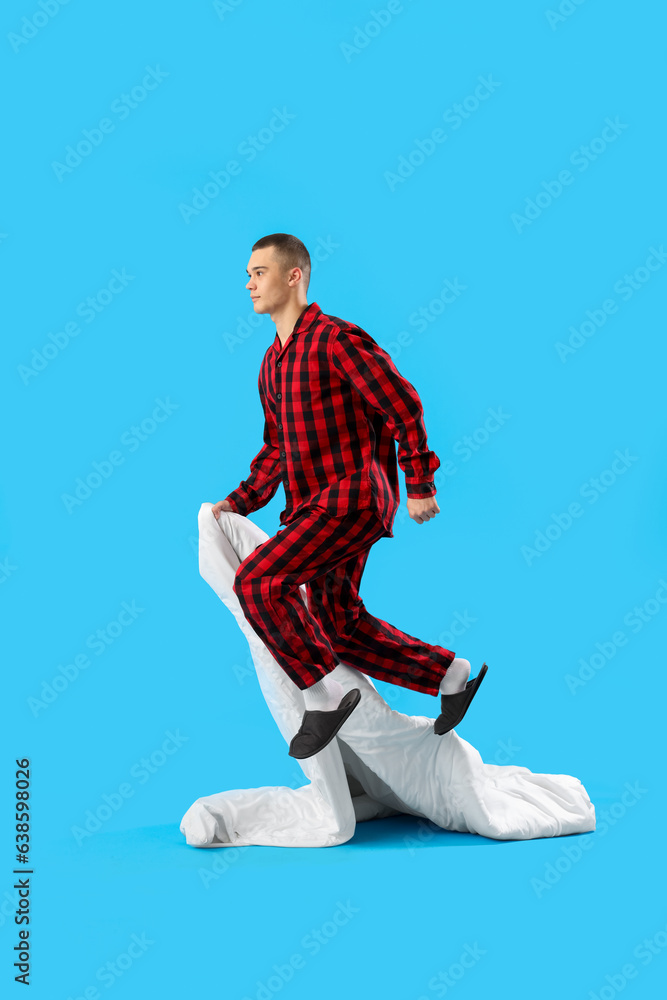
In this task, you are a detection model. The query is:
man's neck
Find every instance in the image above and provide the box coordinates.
[273,299,309,347]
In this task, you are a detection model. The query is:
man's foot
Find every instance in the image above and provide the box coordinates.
[434,663,488,735]
[288,689,361,759]
[438,657,471,695]
[303,674,344,712]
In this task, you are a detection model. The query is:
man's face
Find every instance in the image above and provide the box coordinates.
[245,247,293,314]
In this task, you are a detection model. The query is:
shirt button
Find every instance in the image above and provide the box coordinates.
[277,393,282,399]
[278,423,283,429]
[280,451,286,457]
[277,361,282,367]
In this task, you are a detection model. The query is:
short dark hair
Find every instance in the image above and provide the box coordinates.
[251,233,311,292]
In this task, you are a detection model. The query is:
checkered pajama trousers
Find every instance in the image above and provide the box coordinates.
[232,507,455,696]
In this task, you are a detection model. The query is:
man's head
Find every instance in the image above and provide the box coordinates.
[245,233,311,315]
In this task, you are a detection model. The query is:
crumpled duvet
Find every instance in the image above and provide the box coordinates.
[179,504,596,848]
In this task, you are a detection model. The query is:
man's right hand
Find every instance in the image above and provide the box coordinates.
[212,500,233,519]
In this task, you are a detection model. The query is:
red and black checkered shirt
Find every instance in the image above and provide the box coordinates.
[224,301,440,538]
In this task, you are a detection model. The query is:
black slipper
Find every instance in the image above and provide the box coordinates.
[288,688,362,759]
[433,663,488,736]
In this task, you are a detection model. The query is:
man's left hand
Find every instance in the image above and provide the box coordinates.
[407,495,440,524]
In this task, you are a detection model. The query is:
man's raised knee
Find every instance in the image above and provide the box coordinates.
[233,559,264,598]
[232,563,250,596]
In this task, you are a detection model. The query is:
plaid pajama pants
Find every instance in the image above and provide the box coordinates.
[232,507,455,695]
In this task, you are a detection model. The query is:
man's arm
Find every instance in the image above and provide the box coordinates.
[222,379,283,515]
[330,325,440,496]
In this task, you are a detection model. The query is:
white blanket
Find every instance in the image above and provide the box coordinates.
[180,504,596,848]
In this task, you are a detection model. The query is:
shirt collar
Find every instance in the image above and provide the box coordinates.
[292,301,321,336]
[274,301,322,348]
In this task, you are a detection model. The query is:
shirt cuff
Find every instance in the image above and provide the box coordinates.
[223,492,247,515]
[405,482,437,499]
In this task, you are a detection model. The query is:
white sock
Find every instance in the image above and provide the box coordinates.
[439,657,471,696]
[303,674,344,712]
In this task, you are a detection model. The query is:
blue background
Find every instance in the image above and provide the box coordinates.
[2,0,666,997]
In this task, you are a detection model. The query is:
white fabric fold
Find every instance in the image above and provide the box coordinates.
[179,504,595,847]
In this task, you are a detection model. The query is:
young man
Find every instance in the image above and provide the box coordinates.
[213,233,487,758]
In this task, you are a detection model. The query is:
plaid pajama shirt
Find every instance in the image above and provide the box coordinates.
[225,302,455,694]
